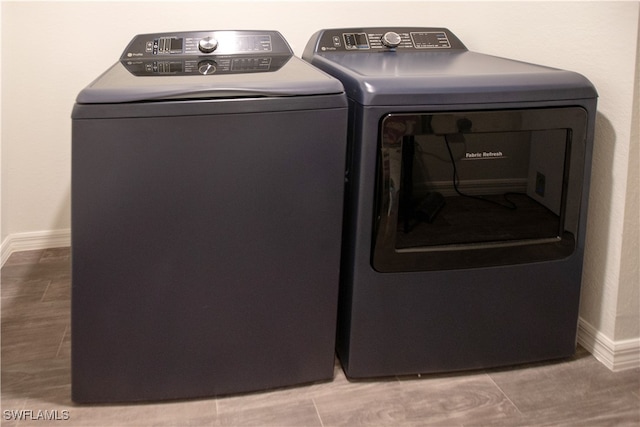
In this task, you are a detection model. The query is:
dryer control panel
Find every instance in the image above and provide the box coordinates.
[305,27,467,53]
[120,30,293,76]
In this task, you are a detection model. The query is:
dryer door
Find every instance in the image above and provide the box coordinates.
[372,107,588,272]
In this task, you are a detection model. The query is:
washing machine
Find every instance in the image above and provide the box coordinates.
[303,27,597,378]
[71,30,347,403]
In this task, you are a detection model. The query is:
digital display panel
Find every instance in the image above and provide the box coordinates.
[169,38,183,52]
[344,33,370,50]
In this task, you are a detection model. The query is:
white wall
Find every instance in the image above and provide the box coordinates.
[2,1,639,369]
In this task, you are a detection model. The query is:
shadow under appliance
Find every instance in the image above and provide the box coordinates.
[303,27,597,378]
[71,30,347,403]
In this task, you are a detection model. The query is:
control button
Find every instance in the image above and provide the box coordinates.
[198,60,217,75]
[198,37,218,53]
[381,31,402,48]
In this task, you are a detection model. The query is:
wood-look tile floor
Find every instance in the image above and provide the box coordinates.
[2,247,638,426]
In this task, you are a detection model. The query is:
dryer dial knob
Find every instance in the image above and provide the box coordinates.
[381,32,402,48]
[198,37,218,53]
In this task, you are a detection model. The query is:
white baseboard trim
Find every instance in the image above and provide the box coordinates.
[1,229,71,267]
[578,318,640,371]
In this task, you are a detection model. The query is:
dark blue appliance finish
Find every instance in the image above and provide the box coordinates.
[303,27,597,378]
[71,30,347,403]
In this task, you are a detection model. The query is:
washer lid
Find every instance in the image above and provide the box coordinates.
[76,57,344,104]
[76,30,344,104]
[303,28,597,105]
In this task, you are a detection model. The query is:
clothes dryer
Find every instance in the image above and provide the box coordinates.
[303,27,597,378]
[72,30,347,403]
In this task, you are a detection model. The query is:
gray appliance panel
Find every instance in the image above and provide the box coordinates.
[72,93,347,120]
[77,57,344,103]
[72,102,348,403]
[304,28,597,105]
[335,99,597,377]
[303,26,598,378]
[71,29,349,403]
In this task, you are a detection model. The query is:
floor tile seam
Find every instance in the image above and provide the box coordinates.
[485,372,525,418]
[0,279,60,305]
[39,280,54,303]
[37,250,50,264]
[214,397,218,419]
[55,325,70,358]
[311,397,325,427]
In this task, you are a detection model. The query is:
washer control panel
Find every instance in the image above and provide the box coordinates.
[308,27,467,53]
[122,55,290,76]
[120,30,293,76]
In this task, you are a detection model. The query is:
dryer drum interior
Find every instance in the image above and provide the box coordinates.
[373,107,588,272]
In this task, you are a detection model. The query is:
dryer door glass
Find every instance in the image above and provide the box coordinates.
[372,107,588,272]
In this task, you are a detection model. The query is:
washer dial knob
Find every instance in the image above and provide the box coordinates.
[198,37,218,53]
[198,60,217,75]
[381,32,402,48]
